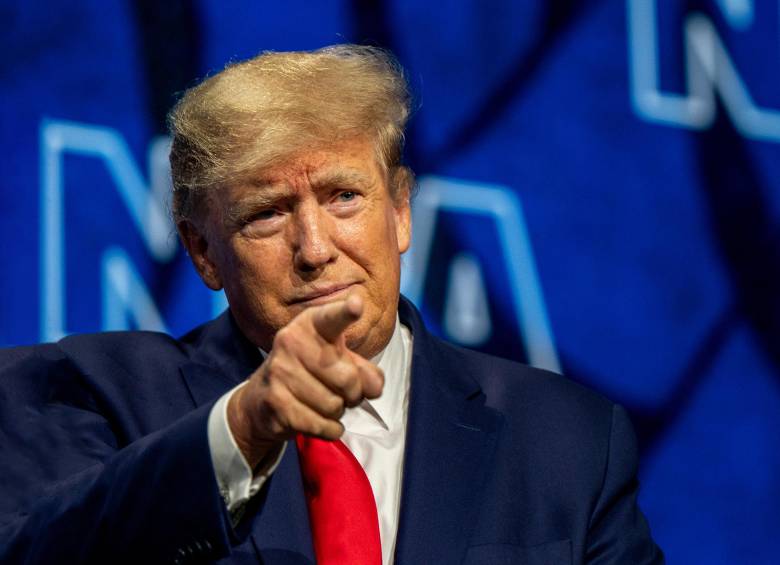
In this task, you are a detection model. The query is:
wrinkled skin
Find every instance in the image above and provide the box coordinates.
[179,137,411,466]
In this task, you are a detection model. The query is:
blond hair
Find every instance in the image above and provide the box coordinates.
[168,44,413,223]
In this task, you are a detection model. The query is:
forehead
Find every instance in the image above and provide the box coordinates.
[248,138,383,189]
[210,138,389,224]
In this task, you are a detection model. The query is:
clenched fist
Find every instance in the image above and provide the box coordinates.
[227,293,385,469]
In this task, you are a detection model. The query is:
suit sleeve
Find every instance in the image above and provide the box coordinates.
[0,345,242,564]
[585,404,665,564]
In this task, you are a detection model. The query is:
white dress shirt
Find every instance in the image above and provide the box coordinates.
[207,317,413,565]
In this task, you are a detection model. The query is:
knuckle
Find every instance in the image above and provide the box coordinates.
[259,360,279,385]
[331,363,359,391]
[274,327,297,350]
[362,366,384,396]
[341,391,361,407]
[284,409,302,433]
[310,420,328,438]
[328,369,349,390]
[267,418,287,437]
[316,343,341,367]
[297,413,322,437]
[263,381,287,410]
[263,362,281,383]
[324,422,345,439]
[263,357,297,389]
[325,395,345,417]
[344,374,363,402]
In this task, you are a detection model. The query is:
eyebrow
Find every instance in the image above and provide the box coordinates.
[309,169,375,190]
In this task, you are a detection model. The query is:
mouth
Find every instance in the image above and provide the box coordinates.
[289,282,358,306]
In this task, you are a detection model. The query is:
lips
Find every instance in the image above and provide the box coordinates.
[289,282,357,305]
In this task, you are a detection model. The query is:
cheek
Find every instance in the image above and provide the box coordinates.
[223,241,286,300]
[337,210,399,273]
[336,215,373,255]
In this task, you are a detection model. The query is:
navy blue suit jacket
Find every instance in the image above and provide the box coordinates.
[0,298,662,564]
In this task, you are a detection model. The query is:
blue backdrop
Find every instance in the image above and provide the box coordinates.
[2,1,778,562]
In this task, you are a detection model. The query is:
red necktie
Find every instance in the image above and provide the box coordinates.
[296,435,382,565]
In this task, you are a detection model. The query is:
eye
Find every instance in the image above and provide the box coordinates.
[327,190,363,216]
[239,208,282,233]
[337,191,357,202]
[250,208,279,222]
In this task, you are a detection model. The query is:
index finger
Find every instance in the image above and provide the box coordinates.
[311,293,363,343]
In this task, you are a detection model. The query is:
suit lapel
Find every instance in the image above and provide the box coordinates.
[177,310,315,563]
[177,302,502,563]
[179,360,241,408]
[394,300,504,564]
[249,442,315,563]
[179,310,263,406]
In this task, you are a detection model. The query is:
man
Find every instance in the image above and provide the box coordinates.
[0,45,663,564]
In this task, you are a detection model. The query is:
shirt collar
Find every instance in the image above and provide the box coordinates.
[363,315,407,430]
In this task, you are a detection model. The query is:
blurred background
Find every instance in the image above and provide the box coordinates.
[1,0,778,562]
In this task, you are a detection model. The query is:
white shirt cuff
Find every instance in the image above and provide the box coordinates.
[207,382,286,522]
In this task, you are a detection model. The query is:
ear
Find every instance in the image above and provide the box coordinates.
[177,219,224,290]
[392,168,413,254]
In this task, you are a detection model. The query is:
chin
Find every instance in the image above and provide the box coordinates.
[348,313,393,359]
[345,324,369,353]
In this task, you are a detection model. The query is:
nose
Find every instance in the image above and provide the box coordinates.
[292,201,338,273]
